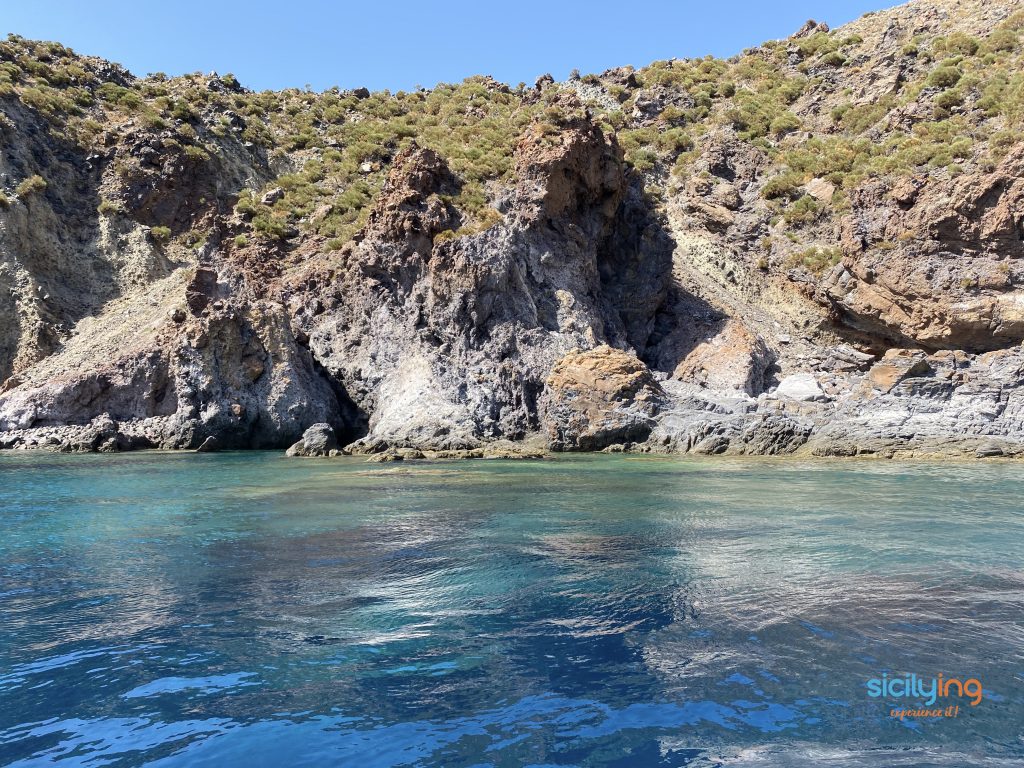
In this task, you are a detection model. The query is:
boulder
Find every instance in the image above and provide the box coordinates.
[774,373,826,402]
[804,177,835,202]
[286,423,339,457]
[260,187,284,206]
[672,319,772,396]
[544,346,665,451]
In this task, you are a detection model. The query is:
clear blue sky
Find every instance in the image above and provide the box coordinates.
[6,1,895,92]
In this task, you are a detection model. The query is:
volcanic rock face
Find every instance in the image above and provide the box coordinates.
[821,147,1024,352]
[4,0,1024,458]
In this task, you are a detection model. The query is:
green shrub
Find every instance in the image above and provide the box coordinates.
[656,127,694,153]
[985,29,1018,53]
[989,130,1021,160]
[15,174,46,198]
[789,245,842,273]
[934,88,963,117]
[96,82,143,110]
[928,66,962,88]
[838,98,894,133]
[796,32,839,59]
[770,111,800,136]
[233,234,248,248]
[762,171,803,200]
[783,194,820,225]
[150,225,172,241]
[184,144,210,162]
[97,198,122,215]
[940,32,980,57]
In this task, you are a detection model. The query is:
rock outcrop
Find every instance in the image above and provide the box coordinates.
[544,346,665,451]
[286,423,340,457]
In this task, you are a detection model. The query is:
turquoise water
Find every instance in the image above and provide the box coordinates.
[0,453,1022,767]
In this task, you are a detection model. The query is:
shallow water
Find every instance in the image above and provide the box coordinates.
[0,452,1022,767]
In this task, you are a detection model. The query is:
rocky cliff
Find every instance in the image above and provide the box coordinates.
[3,0,1024,458]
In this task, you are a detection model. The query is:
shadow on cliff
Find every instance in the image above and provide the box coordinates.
[600,171,763,389]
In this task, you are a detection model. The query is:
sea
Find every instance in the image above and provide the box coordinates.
[1,452,1021,766]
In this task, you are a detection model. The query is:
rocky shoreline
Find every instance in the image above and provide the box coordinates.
[4,339,1023,460]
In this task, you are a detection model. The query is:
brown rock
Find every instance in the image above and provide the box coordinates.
[361,146,459,249]
[672,319,772,396]
[805,177,835,203]
[544,346,664,451]
[890,177,921,207]
[866,349,932,391]
[185,266,218,315]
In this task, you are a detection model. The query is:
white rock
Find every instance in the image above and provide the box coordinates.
[804,177,835,202]
[775,373,826,402]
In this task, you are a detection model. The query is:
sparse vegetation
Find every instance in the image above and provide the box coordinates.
[0,6,1020,265]
[97,198,122,215]
[15,174,46,198]
[783,195,821,226]
[788,245,842,273]
[150,226,172,242]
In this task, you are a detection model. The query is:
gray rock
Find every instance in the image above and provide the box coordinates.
[286,423,339,457]
[260,187,284,206]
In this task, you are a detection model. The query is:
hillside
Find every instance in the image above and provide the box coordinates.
[2,0,1024,458]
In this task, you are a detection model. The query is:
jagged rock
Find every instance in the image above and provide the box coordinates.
[544,346,665,451]
[186,266,218,315]
[793,19,829,38]
[821,146,1024,352]
[286,423,339,457]
[866,349,932,392]
[890,177,922,206]
[672,319,772,395]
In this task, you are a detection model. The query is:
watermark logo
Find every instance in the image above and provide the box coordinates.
[866,672,982,719]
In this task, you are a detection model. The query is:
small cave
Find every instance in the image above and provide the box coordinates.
[312,358,370,446]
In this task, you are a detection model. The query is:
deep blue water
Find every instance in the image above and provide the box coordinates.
[0,452,1022,767]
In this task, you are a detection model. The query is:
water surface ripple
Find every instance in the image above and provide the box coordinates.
[0,453,1021,766]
